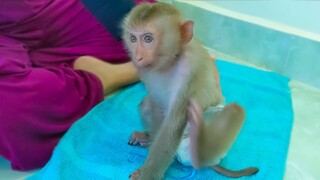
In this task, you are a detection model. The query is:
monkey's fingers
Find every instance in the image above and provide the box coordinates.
[129,169,141,179]
[139,141,151,147]
[128,132,140,146]
[128,131,150,147]
[188,99,204,169]
[128,137,139,146]
[188,99,203,128]
[128,136,142,146]
[190,99,203,118]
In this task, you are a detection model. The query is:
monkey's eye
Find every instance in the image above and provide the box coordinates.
[130,34,137,43]
[143,34,154,43]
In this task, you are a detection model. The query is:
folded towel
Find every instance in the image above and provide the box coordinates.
[29,60,293,180]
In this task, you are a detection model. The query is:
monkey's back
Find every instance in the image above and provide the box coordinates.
[184,39,225,109]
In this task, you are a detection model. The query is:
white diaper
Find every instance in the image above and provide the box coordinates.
[176,104,226,167]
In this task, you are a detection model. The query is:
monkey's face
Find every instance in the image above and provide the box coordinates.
[124,28,159,69]
[124,23,181,71]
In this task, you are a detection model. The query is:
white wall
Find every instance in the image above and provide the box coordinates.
[184,0,320,40]
[169,0,320,88]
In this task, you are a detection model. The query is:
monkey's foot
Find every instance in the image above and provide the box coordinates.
[128,131,150,147]
[188,99,203,169]
[129,169,141,180]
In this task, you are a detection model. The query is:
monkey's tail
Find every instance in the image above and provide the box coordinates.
[211,165,259,178]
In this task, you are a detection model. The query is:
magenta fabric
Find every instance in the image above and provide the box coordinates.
[135,0,156,3]
[0,0,131,171]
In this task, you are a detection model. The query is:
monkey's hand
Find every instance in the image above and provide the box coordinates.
[188,99,203,169]
[130,166,162,180]
[129,169,141,180]
[128,131,150,147]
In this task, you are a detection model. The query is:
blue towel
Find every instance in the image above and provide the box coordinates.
[29,60,293,180]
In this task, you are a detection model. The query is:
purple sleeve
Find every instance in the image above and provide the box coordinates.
[0,34,104,170]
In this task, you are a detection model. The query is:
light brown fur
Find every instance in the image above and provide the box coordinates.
[122,3,258,180]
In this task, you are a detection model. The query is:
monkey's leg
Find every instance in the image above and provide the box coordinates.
[188,101,258,177]
[202,103,246,161]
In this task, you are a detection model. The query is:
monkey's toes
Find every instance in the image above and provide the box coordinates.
[128,131,150,147]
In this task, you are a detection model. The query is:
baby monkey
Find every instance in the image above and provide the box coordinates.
[122,2,258,180]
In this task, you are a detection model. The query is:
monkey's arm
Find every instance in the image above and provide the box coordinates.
[138,88,190,179]
[140,105,188,179]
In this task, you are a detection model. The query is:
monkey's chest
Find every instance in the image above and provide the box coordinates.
[145,74,181,110]
[143,63,190,109]
[147,82,174,109]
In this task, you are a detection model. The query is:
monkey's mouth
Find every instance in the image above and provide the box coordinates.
[141,63,153,69]
[134,60,153,69]
[142,64,153,69]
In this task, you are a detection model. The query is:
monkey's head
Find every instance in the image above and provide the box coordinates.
[122,3,194,70]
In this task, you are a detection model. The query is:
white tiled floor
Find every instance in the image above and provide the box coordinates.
[285,81,320,180]
[0,59,319,179]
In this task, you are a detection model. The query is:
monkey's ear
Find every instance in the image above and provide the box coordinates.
[180,20,194,45]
